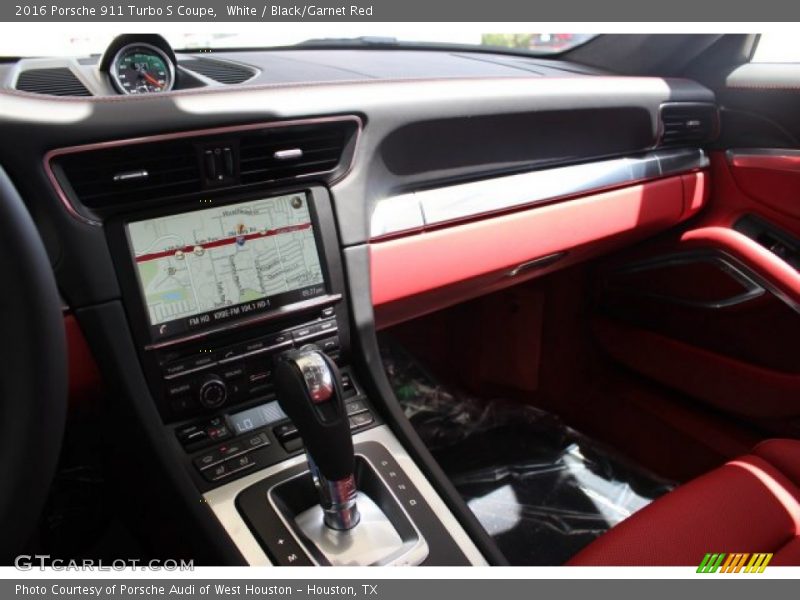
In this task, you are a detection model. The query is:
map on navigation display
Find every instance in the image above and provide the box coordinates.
[127,193,325,328]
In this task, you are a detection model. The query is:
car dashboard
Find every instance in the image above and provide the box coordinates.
[0,34,717,566]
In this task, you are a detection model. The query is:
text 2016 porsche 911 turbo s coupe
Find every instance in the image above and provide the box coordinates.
[0,32,798,567]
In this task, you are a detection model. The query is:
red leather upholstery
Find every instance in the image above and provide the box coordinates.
[569,439,800,566]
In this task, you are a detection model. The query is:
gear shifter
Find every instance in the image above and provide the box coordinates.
[274,345,360,531]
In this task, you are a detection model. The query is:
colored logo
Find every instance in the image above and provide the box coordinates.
[697,553,773,573]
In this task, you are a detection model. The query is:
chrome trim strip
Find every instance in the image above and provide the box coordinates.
[726,148,800,173]
[43,115,363,227]
[266,453,429,566]
[610,248,800,315]
[203,425,488,566]
[370,148,709,239]
[145,293,341,351]
[274,148,303,160]
[113,169,149,182]
[370,193,426,239]
[506,252,568,278]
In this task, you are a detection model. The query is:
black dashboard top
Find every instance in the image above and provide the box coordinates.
[175,47,607,81]
[2,44,608,98]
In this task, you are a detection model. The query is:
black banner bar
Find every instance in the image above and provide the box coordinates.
[3,579,794,600]
[2,0,800,22]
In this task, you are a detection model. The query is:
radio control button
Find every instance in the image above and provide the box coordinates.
[249,370,271,385]
[163,355,217,379]
[219,346,240,362]
[163,360,191,378]
[291,326,314,339]
[221,365,245,380]
[247,357,272,385]
[265,332,292,347]
[243,339,268,354]
[318,319,337,333]
[198,376,228,409]
[190,354,217,369]
[292,319,337,343]
[318,336,340,354]
[166,381,192,397]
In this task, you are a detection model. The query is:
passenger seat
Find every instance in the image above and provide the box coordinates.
[569,439,800,566]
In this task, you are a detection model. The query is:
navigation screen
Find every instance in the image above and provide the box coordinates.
[127,193,326,339]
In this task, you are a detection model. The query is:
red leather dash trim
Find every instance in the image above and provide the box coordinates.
[681,171,709,219]
[64,314,104,409]
[730,152,800,173]
[370,177,685,307]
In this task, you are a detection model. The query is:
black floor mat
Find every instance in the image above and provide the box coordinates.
[380,339,675,565]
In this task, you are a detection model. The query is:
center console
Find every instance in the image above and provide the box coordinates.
[106,187,378,490]
[86,155,488,566]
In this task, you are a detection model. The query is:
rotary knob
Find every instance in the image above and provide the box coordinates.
[198,375,227,409]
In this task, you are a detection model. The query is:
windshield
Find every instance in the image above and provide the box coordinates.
[0,28,594,58]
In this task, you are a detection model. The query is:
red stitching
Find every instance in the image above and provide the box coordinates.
[727,83,800,91]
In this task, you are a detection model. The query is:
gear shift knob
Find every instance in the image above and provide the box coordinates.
[274,345,360,530]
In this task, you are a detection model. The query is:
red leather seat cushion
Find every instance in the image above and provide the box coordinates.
[568,439,800,566]
[753,439,800,486]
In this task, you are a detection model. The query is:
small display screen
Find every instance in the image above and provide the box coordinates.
[126,193,326,340]
[228,401,287,435]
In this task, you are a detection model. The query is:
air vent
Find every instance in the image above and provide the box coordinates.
[55,139,201,208]
[51,119,358,212]
[238,121,353,185]
[180,58,256,85]
[15,68,91,96]
[659,103,718,147]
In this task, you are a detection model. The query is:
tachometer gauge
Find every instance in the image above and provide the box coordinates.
[110,43,175,95]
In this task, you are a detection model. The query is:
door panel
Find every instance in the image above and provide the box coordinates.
[594,151,800,428]
[593,316,800,421]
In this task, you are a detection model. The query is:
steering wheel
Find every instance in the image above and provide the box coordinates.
[0,167,67,561]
